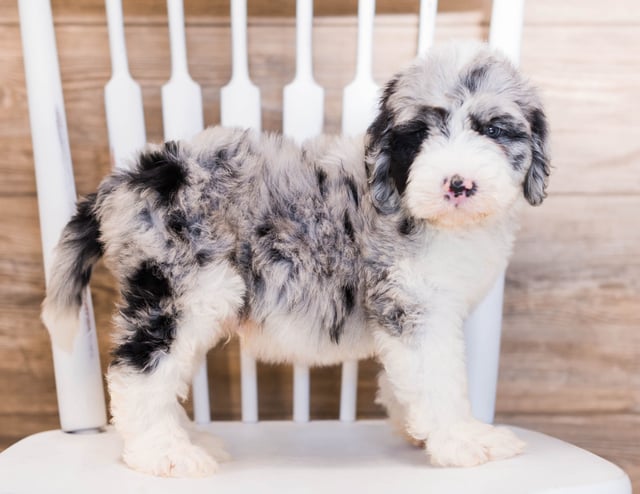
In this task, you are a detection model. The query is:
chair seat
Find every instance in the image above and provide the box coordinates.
[0,420,630,493]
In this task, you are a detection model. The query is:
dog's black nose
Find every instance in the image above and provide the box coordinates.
[450,175,465,195]
[448,175,477,198]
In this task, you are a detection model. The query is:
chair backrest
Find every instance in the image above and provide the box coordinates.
[18,0,525,433]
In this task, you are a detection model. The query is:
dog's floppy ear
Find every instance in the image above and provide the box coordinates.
[523,108,551,205]
[365,78,401,214]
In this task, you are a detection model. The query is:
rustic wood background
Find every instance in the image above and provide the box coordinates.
[0,0,638,487]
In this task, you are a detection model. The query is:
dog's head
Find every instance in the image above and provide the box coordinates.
[365,42,550,228]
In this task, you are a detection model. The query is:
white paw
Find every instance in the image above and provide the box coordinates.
[426,421,525,467]
[402,430,426,448]
[123,441,219,478]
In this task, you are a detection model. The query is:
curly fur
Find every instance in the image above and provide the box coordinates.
[42,42,549,477]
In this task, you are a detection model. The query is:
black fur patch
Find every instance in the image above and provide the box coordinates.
[366,110,393,158]
[64,193,104,305]
[382,76,399,100]
[524,108,551,205]
[344,176,359,206]
[113,260,176,372]
[167,209,189,241]
[130,141,188,206]
[329,284,358,344]
[239,290,251,319]
[343,212,355,242]
[367,103,448,213]
[195,250,214,266]
[316,168,328,198]
[120,261,172,318]
[366,77,398,154]
[398,216,416,235]
[216,146,231,162]
[232,241,265,308]
[342,284,356,314]
[529,108,548,143]
[387,119,429,195]
[112,313,176,372]
[330,320,344,344]
[256,222,273,237]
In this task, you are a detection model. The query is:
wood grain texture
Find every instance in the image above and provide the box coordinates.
[1,0,638,489]
[1,0,490,24]
[501,196,640,414]
[4,21,639,196]
[2,1,638,25]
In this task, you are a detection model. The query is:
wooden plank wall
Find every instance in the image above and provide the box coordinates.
[1,0,638,486]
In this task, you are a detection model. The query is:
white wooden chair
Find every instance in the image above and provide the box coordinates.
[1,0,631,492]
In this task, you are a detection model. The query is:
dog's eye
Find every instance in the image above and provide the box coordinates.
[484,125,503,138]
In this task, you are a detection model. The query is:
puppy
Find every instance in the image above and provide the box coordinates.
[42,42,549,477]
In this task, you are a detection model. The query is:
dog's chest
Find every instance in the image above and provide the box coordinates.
[401,226,512,309]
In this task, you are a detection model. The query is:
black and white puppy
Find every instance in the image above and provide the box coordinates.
[43,42,550,477]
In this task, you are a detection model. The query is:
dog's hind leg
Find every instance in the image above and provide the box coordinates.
[107,260,245,478]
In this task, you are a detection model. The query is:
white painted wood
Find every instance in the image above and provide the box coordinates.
[161,0,210,425]
[13,3,634,489]
[293,365,310,422]
[283,0,325,422]
[191,362,211,424]
[339,360,358,422]
[240,347,258,423]
[338,0,379,422]
[489,0,526,66]
[104,0,146,170]
[220,0,261,423]
[342,0,379,136]
[17,0,106,433]
[283,0,324,144]
[417,0,438,57]
[162,0,205,142]
[339,0,375,421]
[220,0,261,131]
[0,423,631,494]
[460,0,526,425]
[463,273,505,424]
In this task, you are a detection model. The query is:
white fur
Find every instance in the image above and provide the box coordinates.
[108,261,243,477]
[41,302,80,353]
[43,42,548,477]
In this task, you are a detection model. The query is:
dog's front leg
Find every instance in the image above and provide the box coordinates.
[375,305,524,467]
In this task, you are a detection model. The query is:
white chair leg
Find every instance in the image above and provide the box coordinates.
[293,365,310,422]
[18,0,106,432]
[339,360,358,422]
[463,272,505,424]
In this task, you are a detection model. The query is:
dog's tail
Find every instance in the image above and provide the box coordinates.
[41,193,104,352]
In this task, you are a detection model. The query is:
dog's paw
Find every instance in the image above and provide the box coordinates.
[402,430,426,448]
[123,441,219,478]
[426,421,525,467]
